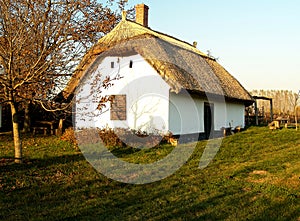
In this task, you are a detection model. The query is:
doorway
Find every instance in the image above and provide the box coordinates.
[204,102,214,139]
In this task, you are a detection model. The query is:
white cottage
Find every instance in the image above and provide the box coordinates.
[63,4,253,140]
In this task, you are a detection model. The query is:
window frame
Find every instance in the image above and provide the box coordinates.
[110,94,127,121]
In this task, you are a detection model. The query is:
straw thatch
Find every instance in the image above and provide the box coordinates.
[62,18,253,103]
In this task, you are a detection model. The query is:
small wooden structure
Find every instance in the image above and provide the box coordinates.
[31,119,64,136]
[252,96,273,125]
[268,116,291,130]
[34,120,56,135]
[32,126,48,135]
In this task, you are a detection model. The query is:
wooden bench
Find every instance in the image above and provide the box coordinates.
[35,121,56,135]
[268,120,280,130]
[32,127,48,135]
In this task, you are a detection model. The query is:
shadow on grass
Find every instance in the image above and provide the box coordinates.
[55,179,300,221]
[109,146,141,158]
[1,128,300,220]
[0,153,85,173]
[1,155,300,220]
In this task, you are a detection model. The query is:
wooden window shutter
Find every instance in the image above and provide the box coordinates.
[110,95,126,120]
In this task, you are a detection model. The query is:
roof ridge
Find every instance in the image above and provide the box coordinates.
[98,19,209,58]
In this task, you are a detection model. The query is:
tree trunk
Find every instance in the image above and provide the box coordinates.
[10,102,22,163]
[22,103,31,133]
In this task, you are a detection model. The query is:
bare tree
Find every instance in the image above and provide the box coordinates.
[293,90,300,130]
[0,0,125,163]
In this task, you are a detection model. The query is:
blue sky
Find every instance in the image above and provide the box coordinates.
[124,0,300,93]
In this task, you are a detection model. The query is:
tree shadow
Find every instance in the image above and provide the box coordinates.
[0,153,85,173]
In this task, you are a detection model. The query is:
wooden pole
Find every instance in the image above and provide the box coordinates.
[270,98,273,123]
[296,106,298,131]
[57,119,64,136]
[296,90,300,131]
[254,100,258,126]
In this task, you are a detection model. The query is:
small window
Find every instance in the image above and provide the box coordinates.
[129,60,133,68]
[111,62,114,68]
[110,95,126,120]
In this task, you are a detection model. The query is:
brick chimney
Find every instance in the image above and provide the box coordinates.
[135,4,149,27]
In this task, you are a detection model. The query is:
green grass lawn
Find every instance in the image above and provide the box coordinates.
[0,127,299,220]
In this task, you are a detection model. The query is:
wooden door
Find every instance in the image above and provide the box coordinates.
[204,102,214,139]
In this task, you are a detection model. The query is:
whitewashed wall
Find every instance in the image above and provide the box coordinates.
[75,54,170,133]
[225,102,245,128]
[75,53,246,135]
[169,92,245,135]
[214,101,228,130]
[214,101,245,130]
[169,92,203,134]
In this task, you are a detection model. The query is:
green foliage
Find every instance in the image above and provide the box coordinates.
[0,127,299,220]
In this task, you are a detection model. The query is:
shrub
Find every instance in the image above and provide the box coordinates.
[61,127,78,148]
[64,127,174,149]
[98,128,125,147]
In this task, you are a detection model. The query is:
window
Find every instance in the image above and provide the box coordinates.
[110,95,126,120]
[129,60,133,68]
[111,61,114,68]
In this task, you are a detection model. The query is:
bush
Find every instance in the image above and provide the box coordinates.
[60,127,78,148]
[98,128,125,147]
[63,127,174,149]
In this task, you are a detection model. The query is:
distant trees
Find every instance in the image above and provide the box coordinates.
[0,0,125,163]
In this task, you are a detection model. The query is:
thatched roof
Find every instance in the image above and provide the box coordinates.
[63,18,253,103]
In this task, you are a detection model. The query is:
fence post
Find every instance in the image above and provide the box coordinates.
[255,100,258,126]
